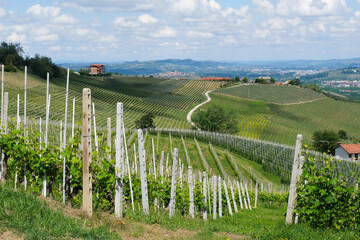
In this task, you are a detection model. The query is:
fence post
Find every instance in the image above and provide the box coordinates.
[202,172,208,220]
[107,117,111,160]
[188,166,195,218]
[82,88,92,217]
[285,134,303,224]
[115,103,124,218]
[138,129,149,214]
[169,148,179,218]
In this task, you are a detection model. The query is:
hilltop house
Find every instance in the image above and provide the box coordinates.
[335,144,360,161]
[89,64,105,75]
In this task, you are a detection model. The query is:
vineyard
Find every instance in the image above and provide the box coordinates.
[215,84,325,104]
[204,89,360,145]
[3,71,220,130]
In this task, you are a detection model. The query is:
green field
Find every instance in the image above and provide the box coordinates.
[3,72,219,129]
[206,85,360,145]
[215,84,325,104]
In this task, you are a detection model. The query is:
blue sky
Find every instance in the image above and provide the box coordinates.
[1,0,360,62]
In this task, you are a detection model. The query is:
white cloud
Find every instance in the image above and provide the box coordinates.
[48,46,61,51]
[97,35,117,43]
[254,29,270,38]
[187,31,213,38]
[66,46,72,51]
[26,4,60,18]
[61,2,93,13]
[53,14,77,24]
[222,35,237,44]
[33,34,58,42]
[113,17,139,28]
[172,0,197,15]
[66,0,161,12]
[138,14,158,24]
[0,7,6,18]
[31,26,50,36]
[151,27,177,38]
[7,32,26,43]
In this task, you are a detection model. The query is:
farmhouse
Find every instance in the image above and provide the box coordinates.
[89,64,105,75]
[199,77,232,81]
[335,144,360,161]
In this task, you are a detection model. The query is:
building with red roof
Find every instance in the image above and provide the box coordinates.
[89,64,105,75]
[335,144,360,161]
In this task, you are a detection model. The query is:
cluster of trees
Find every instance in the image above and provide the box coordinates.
[192,105,239,134]
[0,42,66,79]
[312,129,348,154]
[255,77,275,84]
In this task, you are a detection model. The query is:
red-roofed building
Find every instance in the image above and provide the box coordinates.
[89,64,105,75]
[335,144,360,161]
[199,77,232,81]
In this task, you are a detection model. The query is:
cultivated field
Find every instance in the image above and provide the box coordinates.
[215,84,325,104]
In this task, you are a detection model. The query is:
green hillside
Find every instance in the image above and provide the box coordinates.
[2,71,219,129]
[207,85,360,145]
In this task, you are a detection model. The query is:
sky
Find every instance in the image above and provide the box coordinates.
[1,0,360,62]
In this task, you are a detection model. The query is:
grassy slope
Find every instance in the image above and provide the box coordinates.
[206,85,360,145]
[1,183,358,240]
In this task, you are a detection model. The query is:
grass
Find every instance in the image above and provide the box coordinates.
[0,184,120,240]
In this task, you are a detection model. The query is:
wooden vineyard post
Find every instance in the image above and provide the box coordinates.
[122,125,134,211]
[202,172,207,221]
[169,148,179,218]
[138,129,149,214]
[115,103,124,218]
[188,166,195,218]
[212,176,217,219]
[223,180,233,216]
[218,176,222,218]
[82,88,92,217]
[107,117,111,160]
[285,134,303,225]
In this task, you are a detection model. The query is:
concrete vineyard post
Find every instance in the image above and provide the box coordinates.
[229,180,238,213]
[122,124,134,211]
[3,92,7,134]
[195,138,209,174]
[169,148,179,218]
[181,135,191,165]
[223,180,233,216]
[138,129,149,214]
[62,68,70,204]
[133,143,137,173]
[92,102,98,153]
[236,181,244,209]
[188,166,195,218]
[285,134,303,225]
[213,176,217,219]
[82,88,92,217]
[72,98,75,138]
[0,64,3,132]
[107,117,111,160]
[152,138,156,179]
[115,103,124,218]
[218,176,222,218]
[207,175,211,214]
[24,66,27,190]
[240,182,248,209]
[16,94,20,129]
[245,184,252,210]
[202,172,207,221]
[160,151,164,178]
[254,182,258,208]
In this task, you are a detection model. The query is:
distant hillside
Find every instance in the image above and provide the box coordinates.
[57,58,360,79]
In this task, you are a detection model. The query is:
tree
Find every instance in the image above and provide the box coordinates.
[270,77,275,83]
[192,105,239,134]
[255,78,268,84]
[338,130,348,140]
[312,130,340,155]
[289,78,301,86]
[135,112,155,129]
[234,76,240,82]
[242,77,248,83]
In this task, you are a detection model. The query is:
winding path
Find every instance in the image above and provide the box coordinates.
[187,89,213,129]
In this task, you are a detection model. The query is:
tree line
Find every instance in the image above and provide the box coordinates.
[0,42,66,79]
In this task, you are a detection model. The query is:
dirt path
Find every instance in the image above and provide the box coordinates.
[39,196,249,240]
[187,90,213,128]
